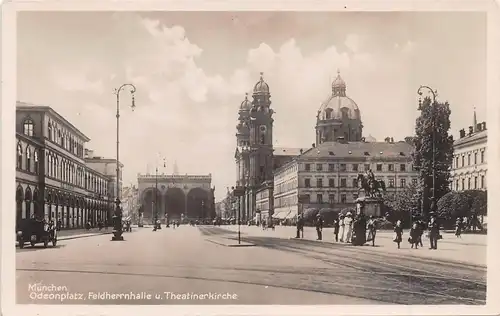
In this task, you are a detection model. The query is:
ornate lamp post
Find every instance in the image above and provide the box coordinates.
[417,85,438,216]
[241,145,251,223]
[111,83,136,241]
[154,154,166,228]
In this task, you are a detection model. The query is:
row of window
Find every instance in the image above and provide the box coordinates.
[47,120,85,158]
[303,177,416,188]
[274,192,359,206]
[303,162,410,173]
[16,141,109,196]
[453,150,486,169]
[452,175,486,191]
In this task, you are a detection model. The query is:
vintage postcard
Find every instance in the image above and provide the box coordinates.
[2,1,500,316]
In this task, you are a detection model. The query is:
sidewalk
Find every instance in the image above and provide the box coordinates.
[57,228,112,241]
[222,225,487,268]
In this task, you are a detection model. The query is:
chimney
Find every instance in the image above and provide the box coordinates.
[482,122,486,130]
[85,149,94,159]
[468,126,473,136]
[390,137,394,143]
[459,129,466,138]
[361,137,366,142]
[476,123,482,132]
[384,137,390,143]
[312,143,315,148]
[299,149,303,155]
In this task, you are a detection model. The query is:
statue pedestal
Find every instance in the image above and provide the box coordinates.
[355,196,383,217]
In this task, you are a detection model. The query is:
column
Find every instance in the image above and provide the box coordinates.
[22,200,26,219]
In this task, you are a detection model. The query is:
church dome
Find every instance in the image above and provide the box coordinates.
[253,72,270,94]
[317,71,360,120]
[239,93,252,111]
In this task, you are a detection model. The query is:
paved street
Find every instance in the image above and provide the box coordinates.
[16,225,486,305]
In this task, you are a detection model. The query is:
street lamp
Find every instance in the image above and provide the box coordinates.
[111,83,136,241]
[154,154,166,227]
[417,85,438,216]
[241,145,251,223]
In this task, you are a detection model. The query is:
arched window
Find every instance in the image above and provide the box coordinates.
[48,122,53,141]
[54,157,58,179]
[47,155,52,177]
[26,146,31,172]
[23,119,34,137]
[34,149,39,174]
[25,187,32,219]
[17,142,23,169]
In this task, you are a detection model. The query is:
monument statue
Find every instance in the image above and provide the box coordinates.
[356,170,386,198]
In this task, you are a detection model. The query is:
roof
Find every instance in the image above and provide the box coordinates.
[273,147,308,157]
[16,101,90,142]
[454,130,487,147]
[301,141,414,159]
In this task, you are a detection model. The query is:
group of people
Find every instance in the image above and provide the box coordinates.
[393,213,441,250]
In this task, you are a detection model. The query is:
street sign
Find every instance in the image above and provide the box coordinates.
[233,186,245,197]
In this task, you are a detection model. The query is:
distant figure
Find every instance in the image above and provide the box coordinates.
[394,220,403,249]
[344,212,353,243]
[408,222,420,249]
[339,215,346,242]
[315,213,323,241]
[333,217,340,242]
[455,217,463,238]
[428,214,440,250]
[366,215,377,246]
[295,215,304,238]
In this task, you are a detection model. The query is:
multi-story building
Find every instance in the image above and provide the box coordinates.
[84,150,123,200]
[16,102,115,229]
[450,112,487,191]
[273,139,417,219]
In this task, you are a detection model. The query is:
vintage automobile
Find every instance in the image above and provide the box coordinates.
[17,218,57,249]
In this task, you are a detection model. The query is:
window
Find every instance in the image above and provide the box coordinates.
[474,176,478,189]
[305,179,311,188]
[340,178,347,187]
[23,119,34,136]
[48,122,53,141]
[468,154,471,166]
[467,178,471,189]
[328,194,335,204]
[455,180,459,190]
[376,164,382,171]
[305,164,311,171]
[353,193,358,200]
[328,164,335,172]
[340,164,346,172]
[352,164,358,172]
[303,194,310,204]
[461,156,465,167]
[389,178,395,188]
[317,178,323,188]
[317,194,323,204]
[328,178,335,188]
[481,175,485,188]
[412,178,418,186]
[474,152,477,165]
[26,147,31,172]
[399,178,406,188]
[352,178,358,188]
[17,143,23,169]
[481,151,484,163]
[316,164,323,172]
[455,157,459,168]
[400,164,406,172]
[34,150,39,174]
[388,164,394,172]
[340,194,347,204]
[364,164,370,171]
[461,179,465,190]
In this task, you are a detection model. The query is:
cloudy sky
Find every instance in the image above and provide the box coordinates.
[17,11,486,200]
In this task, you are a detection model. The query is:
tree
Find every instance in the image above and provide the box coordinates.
[383,183,421,225]
[437,191,469,219]
[412,96,454,216]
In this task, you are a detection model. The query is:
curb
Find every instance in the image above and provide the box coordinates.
[58,232,112,241]
[205,238,255,247]
[287,237,486,269]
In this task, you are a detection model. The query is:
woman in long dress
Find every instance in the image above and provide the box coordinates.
[394,220,403,249]
[344,213,353,243]
[339,215,346,242]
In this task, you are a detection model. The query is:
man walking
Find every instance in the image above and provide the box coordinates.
[333,217,340,242]
[428,213,440,250]
[315,213,323,241]
[295,214,304,238]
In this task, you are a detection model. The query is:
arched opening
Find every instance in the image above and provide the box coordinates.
[164,188,186,220]
[186,188,209,219]
[141,188,160,221]
[25,187,32,219]
[16,185,24,229]
[33,188,39,219]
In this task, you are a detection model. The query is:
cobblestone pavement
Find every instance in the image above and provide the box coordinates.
[199,226,486,305]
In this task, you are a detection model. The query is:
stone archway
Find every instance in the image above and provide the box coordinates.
[186,188,209,219]
[163,188,186,220]
[16,185,24,228]
[141,188,160,221]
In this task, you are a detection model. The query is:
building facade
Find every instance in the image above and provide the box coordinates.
[16,102,114,229]
[137,173,215,222]
[84,151,123,200]
[450,113,487,191]
[272,140,417,220]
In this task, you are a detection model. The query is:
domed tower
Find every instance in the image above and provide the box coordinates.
[315,70,363,144]
[236,93,251,147]
[249,72,274,187]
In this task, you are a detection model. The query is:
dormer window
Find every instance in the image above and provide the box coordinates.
[364,151,369,156]
[399,152,405,156]
[328,151,335,155]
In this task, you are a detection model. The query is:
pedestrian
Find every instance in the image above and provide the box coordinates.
[344,212,353,243]
[417,218,425,247]
[455,217,462,238]
[333,217,340,242]
[428,214,440,250]
[366,215,377,247]
[295,214,304,238]
[408,222,420,249]
[315,213,323,240]
[339,215,346,242]
[394,220,403,249]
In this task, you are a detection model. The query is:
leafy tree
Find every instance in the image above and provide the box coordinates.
[412,96,454,216]
[383,183,421,225]
[437,190,487,219]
